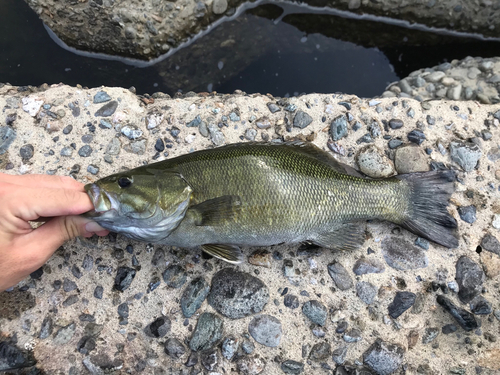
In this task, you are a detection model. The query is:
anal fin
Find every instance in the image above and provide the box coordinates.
[311,222,366,251]
[201,244,244,264]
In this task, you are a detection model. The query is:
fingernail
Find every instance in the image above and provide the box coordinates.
[85,221,105,233]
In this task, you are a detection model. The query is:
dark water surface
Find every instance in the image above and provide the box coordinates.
[1,0,500,97]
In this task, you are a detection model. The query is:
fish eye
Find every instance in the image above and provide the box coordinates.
[118,177,132,188]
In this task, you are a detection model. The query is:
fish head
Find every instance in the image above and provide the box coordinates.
[84,169,192,242]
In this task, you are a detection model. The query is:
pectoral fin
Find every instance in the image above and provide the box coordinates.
[201,244,244,264]
[312,222,366,251]
[190,195,242,226]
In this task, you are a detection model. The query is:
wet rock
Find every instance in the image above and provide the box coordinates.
[407,129,426,145]
[0,341,36,371]
[356,282,377,305]
[164,338,186,359]
[449,141,481,172]
[248,314,282,347]
[436,295,479,332]
[422,327,439,344]
[327,261,353,290]
[144,316,171,338]
[455,256,484,303]
[94,100,118,117]
[353,257,385,275]
[248,249,272,268]
[237,356,266,375]
[293,111,313,129]
[382,237,428,270]
[208,268,269,319]
[162,265,187,288]
[284,294,299,309]
[93,91,111,103]
[332,346,348,365]
[309,342,331,361]
[39,316,53,339]
[457,205,477,224]
[180,277,210,318]
[189,312,223,351]
[302,300,327,326]
[221,336,239,360]
[113,267,136,291]
[356,145,395,178]
[363,339,405,375]
[330,115,348,141]
[394,145,429,174]
[480,234,500,256]
[281,359,304,374]
[53,322,76,345]
[389,291,416,319]
[470,296,492,315]
[0,126,16,155]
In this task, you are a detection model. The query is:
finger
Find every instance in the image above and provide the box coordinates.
[10,186,94,221]
[0,173,85,191]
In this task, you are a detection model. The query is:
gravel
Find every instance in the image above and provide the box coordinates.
[189,312,223,351]
[302,300,328,326]
[327,261,353,290]
[388,291,416,319]
[180,277,210,318]
[248,314,282,347]
[363,339,405,375]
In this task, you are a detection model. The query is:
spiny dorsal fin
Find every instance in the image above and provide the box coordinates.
[201,244,244,264]
[190,195,242,226]
[311,222,366,251]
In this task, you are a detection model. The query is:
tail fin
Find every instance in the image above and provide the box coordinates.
[395,170,458,248]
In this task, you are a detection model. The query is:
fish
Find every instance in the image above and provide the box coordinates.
[84,142,458,263]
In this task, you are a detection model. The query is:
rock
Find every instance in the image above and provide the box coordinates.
[293,111,313,129]
[302,300,327,326]
[237,356,266,375]
[327,261,353,290]
[212,0,228,14]
[388,119,404,129]
[189,312,223,351]
[248,249,271,268]
[332,346,348,365]
[442,324,458,334]
[19,144,34,160]
[422,327,439,344]
[394,145,429,173]
[221,337,239,360]
[469,296,492,315]
[388,291,416,319]
[309,342,331,361]
[53,323,76,345]
[78,145,93,157]
[449,141,482,172]
[356,282,377,305]
[415,237,429,250]
[21,97,43,116]
[426,71,445,82]
[113,267,136,291]
[480,234,500,256]
[164,338,186,359]
[124,139,146,155]
[363,339,405,375]
[0,126,16,155]
[93,91,111,103]
[208,268,269,319]
[267,103,280,113]
[353,257,385,275]
[180,277,210,318]
[94,286,103,299]
[200,348,217,371]
[330,115,348,141]
[447,84,463,100]
[63,277,77,292]
[436,295,479,331]
[382,237,428,270]
[284,294,299,309]
[455,256,484,303]
[0,341,36,371]
[245,128,257,141]
[241,338,255,354]
[162,265,187,288]
[481,251,500,279]
[388,139,403,149]
[248,314,282,347]
[39,316,53,339]
[60,146,73,157]
[281,360,304,374]
[407,129,426,145]
[94,100,118,117]
[343,328,362,343]
[121,125,143,140]
[457,205,477,224]
[356,145,395,178]
[144,317,171,338]
[105,138,121,155]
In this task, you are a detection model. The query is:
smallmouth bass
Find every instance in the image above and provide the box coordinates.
[84,142,458,263]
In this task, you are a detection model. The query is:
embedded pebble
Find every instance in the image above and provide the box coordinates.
[281,360,304,374]
[353,257,385,275]
[407,129,426,145]
[382,237,428,270]
[93,91,111,103]
[78,145,92,157]
[0,126,16,155]
[449,141,482,172]
[19,144,34,160]
[480,234,500,256]
[189,312,223,351]
[343,328,362,343]
[332,346,348,365]
[363,339,405,375]
[121,126,142,140]
[221,337,239,360]
[330,115,348,141]
[356,145,395,178]
[422,327,439,344]
[113,267,136,292]
[469,296,492,315]
[388,291,416,319]
[237,356,265,375]
[309,342,331,361]
[144,317,171,338]
[267,103,280,113]
[457,205,477,224]
[94,100,118,117]
[283,294,299,309]
[208,268,269,319]
[162,265,187,288]
[0,341,36,370]
[327,261,353,290]
[53,323,76,345]
[180,277,210,318]
[164,338,185,359]
[455,256,484,303]
[293,111,313,129]
[388,118,404,129]
[248,314,282,347]
[436,295,479,331]
[302,300,327,326]
[356,281,377,305]
[21,97,43,116]
[394,144,429,173]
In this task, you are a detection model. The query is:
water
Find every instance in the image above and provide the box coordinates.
[1,0,500,97]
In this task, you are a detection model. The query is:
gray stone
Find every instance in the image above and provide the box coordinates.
[388,139,403,149]
[39,316,53,339]
[87,165,99,175]
[162,265,187,288]
[450,141,482,172]
[457,205,476,224]
[281,359,304,374]
[94,100,118,117]
[426,71,445,82]
[302,300,327,326]
[388,119,404,129]
[332,346,348,365]
[293,111,313,129]
[113,266,136,292]
[267,103,280,113]
[124,139,146,155]
[212,0,228,14]
[422,327,439,344]
[480,234,500,256]
[248,314,282,347]
[388,291,416,319]
[283,294,299,309]
[353,257,385,275]
[93,91,111,103]
[309,342,331,361]
[60,147,73,157]
[105,138,121,155]
[407,129,426,145]
[237,356,265,375]
[180,277,210,318]
[394,145,429,174]
[189,312,223,351]
[0,342,36,371]
[363,339,405,375]
[245,128,257,141]
[208,268,269,319]
[78,145,92,157]
[343,328,362,343]
[121,125,143,140]
[330,115,348,141]
[53,323,76,345]
[144,316,171,338]
[398,79,413,94]
[164,338,186,359]
[437,295,479,331]
[356,145,395,178]
[19,144,34,160]
[0,126,16,155]
[469,296,492,315]
[356,281,377,305]
[327,261,353,290]
[221,337,239,360]
[208,122,225,146]
[382,237,428,270]
[455,256,484,303]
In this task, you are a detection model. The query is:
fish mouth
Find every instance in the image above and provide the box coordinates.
[84,183,113,214]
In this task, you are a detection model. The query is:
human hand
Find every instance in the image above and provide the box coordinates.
[0,173,109,291]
